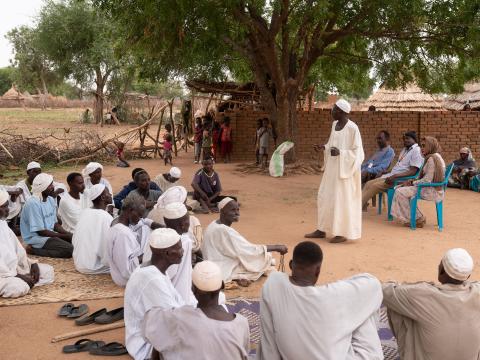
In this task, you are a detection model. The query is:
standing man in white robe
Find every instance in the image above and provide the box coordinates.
[124,228,185,360]
[257,241,383,360]
[202,197,287,287]
[0,191,54,298]
[58,172,85,233]
[305,99,364,243]
[72,184,113,274]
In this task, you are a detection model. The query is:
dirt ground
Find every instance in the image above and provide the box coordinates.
[1,148,480,359]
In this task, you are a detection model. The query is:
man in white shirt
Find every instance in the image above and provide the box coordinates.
[58,172,85,233]
[153,167,182,192]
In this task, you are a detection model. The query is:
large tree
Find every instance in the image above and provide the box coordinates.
[97,0,479,146]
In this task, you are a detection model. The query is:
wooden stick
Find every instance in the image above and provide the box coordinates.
[51,321,125,343]
[0,141,14,159]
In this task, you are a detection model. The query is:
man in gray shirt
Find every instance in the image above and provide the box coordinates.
[125,171,162,217]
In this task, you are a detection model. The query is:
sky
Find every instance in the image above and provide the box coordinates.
[0,0,44,67]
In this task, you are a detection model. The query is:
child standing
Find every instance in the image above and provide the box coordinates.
[201,125,212,161]
[220,117,233,163]
[211,120,221,162]
[194,117,203,164]
[163,134,173,165]
[257,118,272,169]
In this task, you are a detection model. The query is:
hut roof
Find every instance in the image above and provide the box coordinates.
[185,79,258,97]
[443,82,480,111]
[2,85,24,100]
[364,83,443,111]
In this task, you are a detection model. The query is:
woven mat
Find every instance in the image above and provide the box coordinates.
[226,298,399,360]
[0,257,124,307]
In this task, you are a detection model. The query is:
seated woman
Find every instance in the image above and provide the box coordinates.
[448,147,477,189]
[391,136,445,228]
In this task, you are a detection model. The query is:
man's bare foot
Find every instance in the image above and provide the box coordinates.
[235,279,251,287]
[329,236,347,243]
[304,230,326,238]
[25,245,34,255]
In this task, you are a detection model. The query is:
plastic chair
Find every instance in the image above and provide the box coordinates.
[409,163,454,231]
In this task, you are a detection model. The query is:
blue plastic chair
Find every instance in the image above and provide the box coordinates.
[409,163,454,231]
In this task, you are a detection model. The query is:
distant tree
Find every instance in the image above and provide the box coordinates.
[0,67,15,95]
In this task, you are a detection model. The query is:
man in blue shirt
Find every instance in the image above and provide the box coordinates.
[361,130,395,184]
[113,168,161,209]
[20,173,73,258]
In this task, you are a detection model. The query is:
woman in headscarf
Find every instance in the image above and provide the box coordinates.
[391,136,446,228]
[448,147,477,189]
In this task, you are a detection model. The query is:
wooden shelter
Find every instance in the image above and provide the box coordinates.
[443,82,480,111]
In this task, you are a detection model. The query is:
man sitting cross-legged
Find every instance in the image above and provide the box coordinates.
[72,184,113,274]
[144,261,250,360]
[113,168,161,209]
[153,166,182,193]
[0,190,54,298]
[125,170,162,217]
[257,241,383,360]
[202,197,287,287]
[383,248,480,360]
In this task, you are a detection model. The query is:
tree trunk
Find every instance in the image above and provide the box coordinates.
[94,76,105,126]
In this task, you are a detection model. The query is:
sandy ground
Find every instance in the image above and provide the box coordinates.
[1,151,480,359]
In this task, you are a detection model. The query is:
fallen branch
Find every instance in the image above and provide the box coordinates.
[51,321,125,343]
[0,141,13,159]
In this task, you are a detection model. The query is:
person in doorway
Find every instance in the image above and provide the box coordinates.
[220,117,233,163]
[361,130,395,184]
[58,172,85,233]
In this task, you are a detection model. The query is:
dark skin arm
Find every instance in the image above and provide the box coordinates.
[384,166,419,186]
[30,263,40,283]
[16,273,35,288]
[38,224,72,241]
[192,182,209,201]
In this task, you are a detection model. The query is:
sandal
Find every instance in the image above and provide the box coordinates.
[58,303,75,317]
[66,304,89,318]
[89,342,128,356]
[75,308,107,326]
[94,307,124,324]
[63,339,105,353]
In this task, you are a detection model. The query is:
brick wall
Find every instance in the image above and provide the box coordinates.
[226,109,480,164]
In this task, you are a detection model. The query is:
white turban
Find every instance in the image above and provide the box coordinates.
[82,162,103,177]
[218,197,235,210]
[32,173,53,199]
[442,248,474,281]
[149,228,181,249]
[169,167,182,179]
[0,190,9,206]
[87,183,106,202]
[27,161,41,171]
[192,261,223,292]
[155,186,187,209]
[335,99,351,114]
[194,110,203,119]
[163,202,188,220]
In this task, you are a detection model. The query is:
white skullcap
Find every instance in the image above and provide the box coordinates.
[149,228,181,249]
[87,183,106,202]
[0,190,9,206]
[442,248,474,281]
[194,110,203,118]
[32,173,53,199]
[155,186,187,209]
[163,202,188,219]
[192,261,223,292]
[218,197,235,210]
[27,161,41,171]
[169,167,182,179]
[335,99,351,114]
[82,162,103,177]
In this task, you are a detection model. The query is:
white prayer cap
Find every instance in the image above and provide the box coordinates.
[149,228,181,249]
[32,173,53,199]
[155,186,187,209]
[193,261,223,292]
[0,190,9,206]
[194,110,203,118]
[163,202,188,220]
[442,248,474,281]
[82,162,103,177]
[87,183,106,202]
[335,99,351,114]
[169,167,182,179]
[27,161,41,171]
[218,197,235,211]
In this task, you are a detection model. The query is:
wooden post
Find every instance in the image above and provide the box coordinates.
[168,99,178,157]
[154,108,165,158]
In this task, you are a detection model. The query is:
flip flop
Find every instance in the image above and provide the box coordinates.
[63,339,106,353]
[66,304,89,318]
[75,308,107,326]
[89,342,128,356]
[58,303,75,316]
[94,307,124,324]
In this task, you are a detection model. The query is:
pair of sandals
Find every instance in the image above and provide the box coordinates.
[58,303,89,319]
[58,304,124,325]
[63,339,127,356]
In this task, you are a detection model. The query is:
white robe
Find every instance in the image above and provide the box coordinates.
[58,192,84,233]
[257,272,383,360]
[72,208,113,274]
[317,120,364,239]
[0,220,54,298]
[16,179,67,204]
[202,220,272,282]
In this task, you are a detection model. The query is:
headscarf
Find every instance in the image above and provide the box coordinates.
[155,186,187,209]
[87,183,106,202]
[32,173,53,199]
[82,162,103,177]
[459,147,475,161]
[421,136,444,184]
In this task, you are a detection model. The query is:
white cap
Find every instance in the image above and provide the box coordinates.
[149,228,181,249]
[155,186,187,209]
[169,167,182,179]
[87,183,106,202]
[27,161,41,171]
[0,190,9,206]
[192,261,223,292]
[442,248,474,281]
[32,173,53,199]
[335,99,351,114]
[218,197,235,210]
[163,202,188,219]
[82,162,103,176]
[194,110,203,118]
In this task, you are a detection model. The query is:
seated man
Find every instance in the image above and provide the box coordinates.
[125,171,162,217]
[20,173,73,258]
[0,190,54,298]
[448,147,478,189]
[383,248,480,359]
[153,167,181,192]
[113,168,161,209]
[361,130,395,184]
[144,261,250,360]
[72,184,113,274]
[124,228,185,360]
[0,185,23,234]
[362,131,424,210]
[58,172,85,233]
[257,241,383,359]
[202,197,287,286]
[82,162,113,210]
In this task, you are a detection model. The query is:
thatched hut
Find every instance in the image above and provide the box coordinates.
[2,85,24,100]
[364,83,443,111]
[443,82,480,111]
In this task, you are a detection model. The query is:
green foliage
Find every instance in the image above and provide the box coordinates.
[0,67,15,95]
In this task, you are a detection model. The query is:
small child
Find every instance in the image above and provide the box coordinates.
[163,134,173,165]
[202,128,212,161]
[220,117,233,163]
[194,118,203,164]
[257,118,272,169]
[115,141,130,167]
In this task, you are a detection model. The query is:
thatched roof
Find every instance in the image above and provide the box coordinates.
[186,79,258,97]
[2,85,24,100]
[364,83,443,111]
[443,82,480,111]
